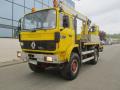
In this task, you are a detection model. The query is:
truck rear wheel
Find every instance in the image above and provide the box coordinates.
[90,49,99,65]
[61,53,80,80]
[28,63,45,73]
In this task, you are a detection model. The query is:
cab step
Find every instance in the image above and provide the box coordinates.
[81,50,94,55]
[82,56,94,63]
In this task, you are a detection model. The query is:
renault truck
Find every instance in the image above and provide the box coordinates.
[18,0,102,80]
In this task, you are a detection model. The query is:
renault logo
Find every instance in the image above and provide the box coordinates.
[31,41,36,49]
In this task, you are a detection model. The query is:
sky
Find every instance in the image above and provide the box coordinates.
[74,0,120,34]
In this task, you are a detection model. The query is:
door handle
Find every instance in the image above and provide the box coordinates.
[69,34,72,37]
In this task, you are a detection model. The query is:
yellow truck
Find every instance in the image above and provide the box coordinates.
[18,0,102,80]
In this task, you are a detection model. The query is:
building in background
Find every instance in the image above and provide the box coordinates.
[0,0,74,38]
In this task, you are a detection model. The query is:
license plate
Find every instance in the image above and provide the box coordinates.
[29,60,37,65]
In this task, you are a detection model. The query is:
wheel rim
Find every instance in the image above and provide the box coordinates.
[71,59,78,74]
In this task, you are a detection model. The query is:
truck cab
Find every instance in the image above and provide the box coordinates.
[19,7,76,64]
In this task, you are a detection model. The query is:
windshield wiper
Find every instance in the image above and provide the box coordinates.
[21,28,36,32]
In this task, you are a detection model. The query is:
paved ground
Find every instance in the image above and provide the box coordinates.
[0,38,21,63]
[0,44,120,90]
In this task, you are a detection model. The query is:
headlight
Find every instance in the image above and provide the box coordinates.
[20,42,24,46]
[45,56,53,62]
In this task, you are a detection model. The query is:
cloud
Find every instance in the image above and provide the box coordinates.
[74,0,120,34]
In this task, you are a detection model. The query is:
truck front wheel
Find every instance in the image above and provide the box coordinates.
[61,53,80,80]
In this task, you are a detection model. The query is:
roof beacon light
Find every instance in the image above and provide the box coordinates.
[32,7,36,13]
[53,0,58,8]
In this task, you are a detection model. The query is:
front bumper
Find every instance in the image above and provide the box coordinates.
[20,52,63,64]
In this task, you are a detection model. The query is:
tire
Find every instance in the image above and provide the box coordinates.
[90,49,99,65]
[28,63,45,73]
[61,53,81,80]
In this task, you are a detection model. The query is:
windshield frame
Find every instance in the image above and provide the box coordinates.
[21,8,57,31]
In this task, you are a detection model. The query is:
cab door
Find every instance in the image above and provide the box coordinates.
[59,13,74,52]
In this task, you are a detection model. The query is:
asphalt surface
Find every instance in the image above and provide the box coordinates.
[0,44,120,90]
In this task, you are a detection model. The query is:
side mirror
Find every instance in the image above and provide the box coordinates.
[87,19,91,26]
[18,26,21,31]
[18,19,22,32]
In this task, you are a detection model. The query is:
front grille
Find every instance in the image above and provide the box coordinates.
[21,41,56,51]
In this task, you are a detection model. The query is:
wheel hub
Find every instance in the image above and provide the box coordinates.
[71,59,78,74]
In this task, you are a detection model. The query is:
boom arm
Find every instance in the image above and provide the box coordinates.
[53,0,91,36]
[53,0,89,22]
[59,1,87,22]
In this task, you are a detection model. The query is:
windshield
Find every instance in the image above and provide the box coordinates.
[21,9,56,30]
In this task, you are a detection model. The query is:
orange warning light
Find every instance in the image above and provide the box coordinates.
[32,7,36,13]
[53,0,58,8]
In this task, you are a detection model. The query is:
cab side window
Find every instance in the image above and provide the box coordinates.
[60,13,69,28]
[63,15,69,28]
